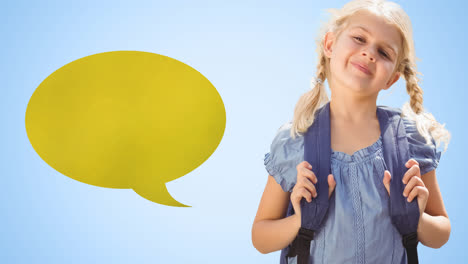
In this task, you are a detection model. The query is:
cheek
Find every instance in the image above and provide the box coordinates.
[333,40,355,60]
[380,63,397,84]
[383,62,396,77]
[333,41,361,63]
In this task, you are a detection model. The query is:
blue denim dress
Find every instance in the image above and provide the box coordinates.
[264,117,441,264]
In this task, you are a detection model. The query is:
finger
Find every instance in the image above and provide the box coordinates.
[291,186,311,203]
[405,158,419,168]
[297,161,312,171]
[403,175,425,198]
[402,164,421,184]
[300,176,317,198]
[407,186,428,203]
[299,187,313,203]
[328,174,336,199]
[383,170,391,195]
[299,167,317,184]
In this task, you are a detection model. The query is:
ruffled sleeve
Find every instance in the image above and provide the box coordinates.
[264,122,304,192]
[403,118,442,175]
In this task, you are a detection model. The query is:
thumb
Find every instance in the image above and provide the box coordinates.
[383,170,391,196]
[328,174,336,199]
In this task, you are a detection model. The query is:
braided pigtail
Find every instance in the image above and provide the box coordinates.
[290,51,330,139]
[400,60,451,153]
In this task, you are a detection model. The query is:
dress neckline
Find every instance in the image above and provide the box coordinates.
[331,136,382,163]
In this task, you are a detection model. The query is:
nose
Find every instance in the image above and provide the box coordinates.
[361,50,375,62]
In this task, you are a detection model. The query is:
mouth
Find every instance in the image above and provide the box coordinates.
[351,62,372,75]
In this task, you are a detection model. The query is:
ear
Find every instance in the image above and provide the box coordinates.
[385,72,400,90]
[323,31,336,58]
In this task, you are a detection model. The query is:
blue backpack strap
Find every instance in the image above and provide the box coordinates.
[280,102,332,264]
[377,106,420,264]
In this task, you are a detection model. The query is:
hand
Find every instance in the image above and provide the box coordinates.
[382,159,429,217]
[291,161,336,219]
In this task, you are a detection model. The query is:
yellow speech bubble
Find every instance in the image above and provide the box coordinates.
[25,51,226,207]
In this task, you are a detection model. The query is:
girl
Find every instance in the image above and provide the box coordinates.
[251,0,451,263]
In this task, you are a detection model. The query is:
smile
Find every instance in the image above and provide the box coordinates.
[351,62,371,75]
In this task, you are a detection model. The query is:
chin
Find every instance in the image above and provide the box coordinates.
[345,75,371,88]
[344,78,378,95]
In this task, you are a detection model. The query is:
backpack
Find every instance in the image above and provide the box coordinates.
[280,102,420,264]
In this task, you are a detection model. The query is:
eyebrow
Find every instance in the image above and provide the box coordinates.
[350,25,398,56]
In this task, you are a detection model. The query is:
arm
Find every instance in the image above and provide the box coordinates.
[417,169,451,248]
[251,175,301,254]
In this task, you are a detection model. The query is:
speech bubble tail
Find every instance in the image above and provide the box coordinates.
[133,183,190,207]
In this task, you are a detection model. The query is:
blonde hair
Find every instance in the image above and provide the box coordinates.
[290,0,450,153]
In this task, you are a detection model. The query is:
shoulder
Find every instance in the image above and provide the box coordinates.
[377,104,402,118]
[401,116,442,176]
[378,105,442,175]
[264,121,304,192]
[271,122,304,154]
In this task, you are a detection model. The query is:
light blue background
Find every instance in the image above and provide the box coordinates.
[1,0,465,263]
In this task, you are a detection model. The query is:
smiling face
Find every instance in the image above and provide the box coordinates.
[324,10,403,98]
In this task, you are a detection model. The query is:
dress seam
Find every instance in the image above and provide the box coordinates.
[351,163,365,264]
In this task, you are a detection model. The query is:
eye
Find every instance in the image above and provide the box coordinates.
[353,36,365,42]
[379,50,389,58]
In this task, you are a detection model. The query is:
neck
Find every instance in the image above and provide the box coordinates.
[329,93,378,124]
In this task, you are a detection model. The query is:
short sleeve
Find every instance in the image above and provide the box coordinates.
[403,118,442,175]
[264,122,304,192]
